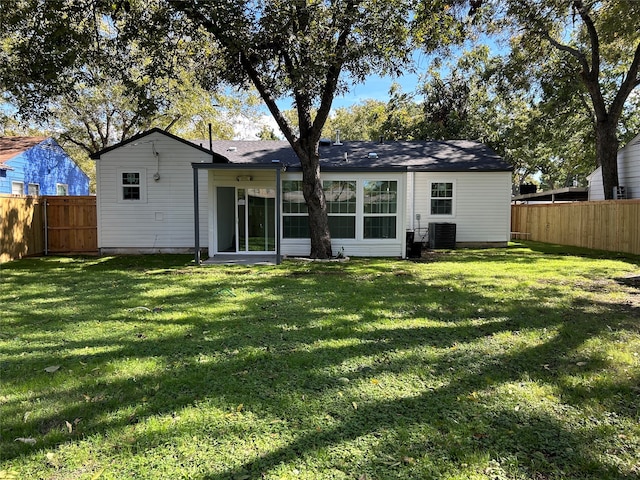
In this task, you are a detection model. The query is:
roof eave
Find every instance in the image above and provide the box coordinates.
[90,128,228,162]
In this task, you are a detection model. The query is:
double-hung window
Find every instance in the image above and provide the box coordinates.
[363,180,397,239]
[121,173,141,200]
[28,183,40,196]
[324,180,356,238]
[282,180,309,238]
[430,182,453,215]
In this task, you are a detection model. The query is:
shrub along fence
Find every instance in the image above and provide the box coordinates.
[511,200,640,255]
[0,195,97,263]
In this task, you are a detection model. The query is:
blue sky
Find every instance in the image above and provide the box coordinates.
[332,50,436,109]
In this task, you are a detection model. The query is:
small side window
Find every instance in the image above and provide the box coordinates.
[56,184,69,196]
[122,172,141,200]
[430,182,453,215]
[12,182,24,196]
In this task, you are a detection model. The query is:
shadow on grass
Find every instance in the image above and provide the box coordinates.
[1,253,638,478]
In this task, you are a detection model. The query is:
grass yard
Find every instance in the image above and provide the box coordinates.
[1,243,639,479]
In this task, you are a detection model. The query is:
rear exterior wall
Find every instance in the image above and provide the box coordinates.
[95,132,211,252]
[407,171,512,246]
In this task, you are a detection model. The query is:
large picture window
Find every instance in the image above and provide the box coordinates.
[282,178,400,241]
[430,182,453,215]
[363,180,397,239]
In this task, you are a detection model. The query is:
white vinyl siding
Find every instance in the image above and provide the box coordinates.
[95,132,211,250]
[589,135,640,200]
[412,171,511,244]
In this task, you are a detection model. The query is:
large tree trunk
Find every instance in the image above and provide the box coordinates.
[596,120,619,200]
[298,141,332,259]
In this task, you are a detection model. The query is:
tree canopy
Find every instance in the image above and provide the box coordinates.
[478,0,640,198]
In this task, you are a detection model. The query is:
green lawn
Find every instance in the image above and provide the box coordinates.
[1,244,639,479]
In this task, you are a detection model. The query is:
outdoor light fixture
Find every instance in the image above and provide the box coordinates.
[236,175,252,182]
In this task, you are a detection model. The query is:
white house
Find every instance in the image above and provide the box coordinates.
[588,133,640,200]
[91,129,513,261]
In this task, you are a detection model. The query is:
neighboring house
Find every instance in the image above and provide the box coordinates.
[91,128,513,259]
[0,137,90,196]
[588,132,640,200]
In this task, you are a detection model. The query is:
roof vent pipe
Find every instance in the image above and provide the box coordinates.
[333,129,342,146]
[344,152,348,162]
[379,136,384,144]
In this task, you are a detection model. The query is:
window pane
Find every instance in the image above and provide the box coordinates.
[56,184,68,196]
[324,181,356,214]
[363,181,397,214]
[328,216,355,238]
[364,217,396,239]
[431,182,453,198]
[122,172,140,185]
[283,216,310,238]
[431,199,452,215]
[122,187,140,200]
[123,186,140,200]
[283,181,307,214]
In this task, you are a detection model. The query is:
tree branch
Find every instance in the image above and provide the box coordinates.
[59,133,93,155]
[571,1,600,82]
[610,40,640,121]
[312,0,359,137]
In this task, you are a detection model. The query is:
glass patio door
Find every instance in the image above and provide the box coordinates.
[218,187,275,253]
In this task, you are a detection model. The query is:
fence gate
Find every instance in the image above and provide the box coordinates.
[45,196,98,254]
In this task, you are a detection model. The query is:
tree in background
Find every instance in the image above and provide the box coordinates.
[0,1,261,191]
[479,0,640,199]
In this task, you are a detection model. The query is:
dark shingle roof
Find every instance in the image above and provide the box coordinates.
[201,139,512,172]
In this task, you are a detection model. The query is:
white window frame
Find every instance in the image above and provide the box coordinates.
[324,180,357,239]
[117,168,147,203]
[11,181,24,196]
[281,174,403,242]
[28,183,40,196]
[56,183,69,196]
[429,180,456,217]
[362,179,399,240]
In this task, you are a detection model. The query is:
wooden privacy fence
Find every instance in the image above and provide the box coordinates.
[0,195,45,263]
[511,200,640,255]
[0,195,97,263]
[45,196,97,255]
